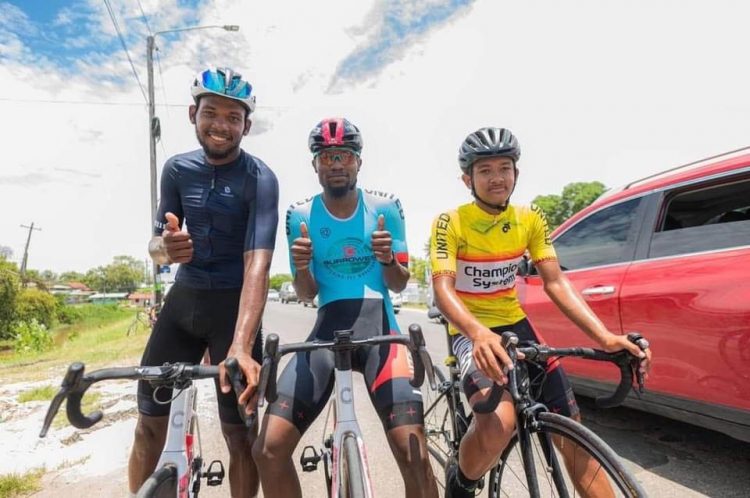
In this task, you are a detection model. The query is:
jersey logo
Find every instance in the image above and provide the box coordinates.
[323,237,376,279]
[320,227,331,238]
[455,257,522,294]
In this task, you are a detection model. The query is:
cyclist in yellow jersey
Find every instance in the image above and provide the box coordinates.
[429,127,652,497]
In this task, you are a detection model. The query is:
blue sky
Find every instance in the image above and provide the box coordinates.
[2,0,474,92]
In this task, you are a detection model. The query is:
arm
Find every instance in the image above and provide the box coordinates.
[537,261,650,369]
[372,199,410,292]
[288,211,318,301]
[220,163,279,408]
[381,253,410,292]
[231,249,273,356]
[149,160,189,264]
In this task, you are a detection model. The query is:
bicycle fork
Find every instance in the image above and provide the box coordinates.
[155,385,225,497]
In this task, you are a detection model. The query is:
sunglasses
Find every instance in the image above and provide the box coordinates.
[315,148,359,167]
[200,69,253,99]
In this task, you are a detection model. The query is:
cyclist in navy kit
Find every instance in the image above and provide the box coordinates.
[128,67,278,498]
[246,118,437,498]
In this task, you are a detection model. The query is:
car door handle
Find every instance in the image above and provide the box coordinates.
[581,286,616,296]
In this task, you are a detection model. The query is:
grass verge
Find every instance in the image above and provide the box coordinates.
[0,305,148,384]
[0,469,44,498]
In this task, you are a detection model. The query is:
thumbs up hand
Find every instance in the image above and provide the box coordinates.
[291,221,313,271]
[162,212,193,263]
[371,214,395,265]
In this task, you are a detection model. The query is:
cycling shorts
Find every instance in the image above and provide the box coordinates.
[137,283,263,424]
[268,298,423,434]
[452,318,579,418]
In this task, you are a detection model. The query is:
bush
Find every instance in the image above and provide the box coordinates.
[54,295,83,325]
[13,319,53,354]
[15,288,57,329]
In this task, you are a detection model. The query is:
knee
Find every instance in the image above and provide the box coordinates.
[133,416,167,451]
[388,428,432,476]
[222,424,253,456]
[251,433,293,469]
[473,413,514,454]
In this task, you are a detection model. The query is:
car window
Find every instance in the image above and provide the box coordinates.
[650,176,750,258]
[553,198,642,271]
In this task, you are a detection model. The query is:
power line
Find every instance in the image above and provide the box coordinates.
[0,96,287,109]
[103,0,148,104]
[135,0,153,34]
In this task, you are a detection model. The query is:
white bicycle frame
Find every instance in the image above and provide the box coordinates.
[153,384,200,498]
[329,367,375,498]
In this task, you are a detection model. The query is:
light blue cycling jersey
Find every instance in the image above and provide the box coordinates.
[285,188,409,317]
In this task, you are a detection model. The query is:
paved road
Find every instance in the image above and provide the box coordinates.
[34,302,750,497]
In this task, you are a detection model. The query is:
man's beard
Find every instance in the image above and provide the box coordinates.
[326,179,357,198]
[196,131,238,160]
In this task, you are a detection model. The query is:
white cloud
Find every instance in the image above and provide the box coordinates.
[1,0,749,277]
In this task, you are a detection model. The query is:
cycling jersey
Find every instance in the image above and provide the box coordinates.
[430,202,556,334]
[154,149,279,289]
[273,188,420,432]
[285,188,408,310]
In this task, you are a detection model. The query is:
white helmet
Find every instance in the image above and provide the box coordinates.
[191,67,256,114]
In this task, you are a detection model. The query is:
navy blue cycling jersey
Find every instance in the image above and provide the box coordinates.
[154,149,279,289]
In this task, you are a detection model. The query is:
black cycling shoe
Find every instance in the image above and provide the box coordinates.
[445,461,477,498]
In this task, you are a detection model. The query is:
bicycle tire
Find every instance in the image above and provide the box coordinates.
[488,412,647,497]
[340,434,367,498]
[136,464,178,498]
[423,366,469,491]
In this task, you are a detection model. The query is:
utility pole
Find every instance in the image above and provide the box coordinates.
[146,34,161,307]
[19,222,42,284]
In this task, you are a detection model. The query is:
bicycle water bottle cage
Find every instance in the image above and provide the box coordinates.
[204,459,225,486]
[300,445,321,472]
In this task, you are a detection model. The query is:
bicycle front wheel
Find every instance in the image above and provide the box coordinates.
[422,366,461,490]
[340,435,367,498]
[136,464,177,498]
[488,412,646,497]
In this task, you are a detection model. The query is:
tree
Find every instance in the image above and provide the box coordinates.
[270,273,293,291]
[0,245,13,259]
[409,256,428,287]
[532,181,606,231]
[59,271,86,283]
[15,287,57,329]
[83,256,146,293]
[0,257,20,339]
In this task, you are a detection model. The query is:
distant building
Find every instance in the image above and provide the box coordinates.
[89,292,128,305]
[128,292,155,307]
[50,282,95,304]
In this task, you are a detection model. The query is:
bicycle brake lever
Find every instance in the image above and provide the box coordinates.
[225,357,255,429]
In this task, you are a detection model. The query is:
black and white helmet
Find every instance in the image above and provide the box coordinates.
[458,127,520,173]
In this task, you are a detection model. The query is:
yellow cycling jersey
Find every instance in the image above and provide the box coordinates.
[430,202,557,334]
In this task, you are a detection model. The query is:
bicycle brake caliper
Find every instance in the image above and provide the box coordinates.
[300,445,321,471]
[204,460,225,486]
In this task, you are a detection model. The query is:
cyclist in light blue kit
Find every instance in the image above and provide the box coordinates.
[248,117,438,497]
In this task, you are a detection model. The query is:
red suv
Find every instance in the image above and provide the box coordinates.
[517,148,750,442]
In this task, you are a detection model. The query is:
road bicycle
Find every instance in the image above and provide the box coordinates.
[39,362,236,497]
[127,309,153,336]
[245,324,436,498]
[422,308,649,497]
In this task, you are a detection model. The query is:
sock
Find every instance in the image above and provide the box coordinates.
[455,465,480,491]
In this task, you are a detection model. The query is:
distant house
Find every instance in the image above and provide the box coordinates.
[50,282,95,304]
[89,293,128,305]
[128,292,154,307]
